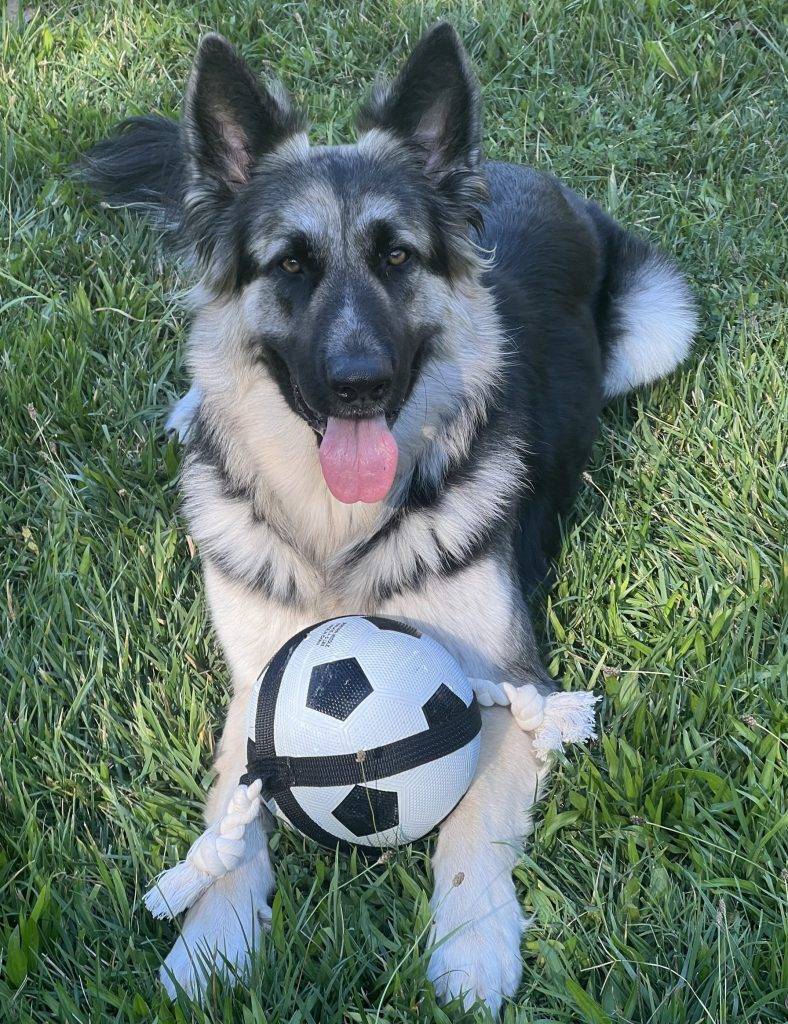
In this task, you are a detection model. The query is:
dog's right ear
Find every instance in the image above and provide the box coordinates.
[184,34,304,189]
[358,23,481,174]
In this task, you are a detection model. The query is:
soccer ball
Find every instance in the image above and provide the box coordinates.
[245,616,481,850]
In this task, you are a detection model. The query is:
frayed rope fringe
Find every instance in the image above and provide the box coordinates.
[472,679,600,761]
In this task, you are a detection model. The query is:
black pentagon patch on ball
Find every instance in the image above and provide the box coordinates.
[422,683,468,727]
[307,657,373,721]
[332,784,399,837]
[365,615,421,638]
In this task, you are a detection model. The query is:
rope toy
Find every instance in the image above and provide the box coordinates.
[470,680,600,761]
[143,682,598,919]
[144,779,263,919]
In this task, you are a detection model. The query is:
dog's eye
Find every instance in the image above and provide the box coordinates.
[387,248,409,267]
[281,256,302,274]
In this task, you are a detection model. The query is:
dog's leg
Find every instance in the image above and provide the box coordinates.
[165,384,202,441]
[379,559,552,1015]
[426,703,547,1015]
[160,680,275,999]
[160,567,310,999]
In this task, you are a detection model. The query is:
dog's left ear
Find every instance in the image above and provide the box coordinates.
[185,34,304,189]
[358,23,481,173]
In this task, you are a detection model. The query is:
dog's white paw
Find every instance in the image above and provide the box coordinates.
[164,385,202,442]
[159,847,272,1000]
[427,894,525,1016]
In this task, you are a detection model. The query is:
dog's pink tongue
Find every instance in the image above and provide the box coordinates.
[319,416,398,504]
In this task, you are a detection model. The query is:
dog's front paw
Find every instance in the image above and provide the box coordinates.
[427,892,525,1016]
[159,851,272,1000]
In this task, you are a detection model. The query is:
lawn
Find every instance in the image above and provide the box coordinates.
[1,1,786,1021]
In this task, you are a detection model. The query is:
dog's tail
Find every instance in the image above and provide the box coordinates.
[589,205,697,399]
[74,115,186,228]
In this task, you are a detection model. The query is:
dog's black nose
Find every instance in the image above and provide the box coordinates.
[328,353,393,409]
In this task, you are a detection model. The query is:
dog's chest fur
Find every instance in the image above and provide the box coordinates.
[186,425,529,698]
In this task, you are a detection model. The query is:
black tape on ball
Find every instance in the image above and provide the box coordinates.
[245,702,481,795]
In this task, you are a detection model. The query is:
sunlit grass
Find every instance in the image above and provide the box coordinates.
[1,2,785,1021]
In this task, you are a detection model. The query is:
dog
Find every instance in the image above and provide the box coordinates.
[78,23,696,1014]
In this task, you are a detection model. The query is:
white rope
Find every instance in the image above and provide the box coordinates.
[471,679,599,761]
[143,779,262,919]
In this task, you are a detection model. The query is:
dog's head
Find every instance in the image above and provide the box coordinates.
[184,25,488,503]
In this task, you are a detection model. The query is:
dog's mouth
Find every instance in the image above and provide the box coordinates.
[291,379,400,434]
[290,380,399,504]
[291,379,326,435]
[264,343,433,506]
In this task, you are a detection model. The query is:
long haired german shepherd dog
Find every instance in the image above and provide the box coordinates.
[78,23,696,1014]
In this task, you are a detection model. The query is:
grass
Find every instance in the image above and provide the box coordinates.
[1,1,786,1021]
